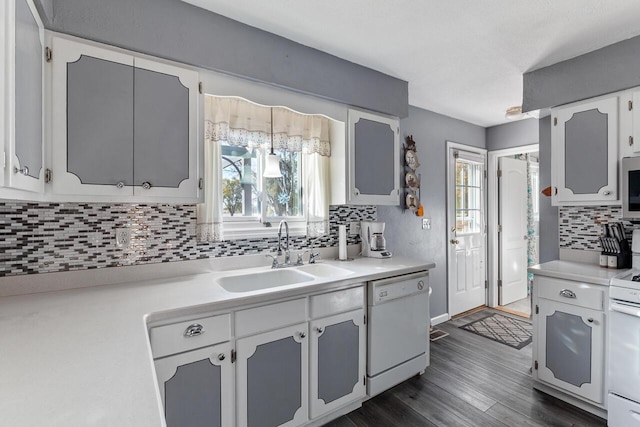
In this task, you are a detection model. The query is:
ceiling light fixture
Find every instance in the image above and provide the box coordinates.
[263,108,282,178]
[505,105,526,120]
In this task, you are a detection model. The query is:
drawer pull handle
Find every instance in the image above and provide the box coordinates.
[417,280,425,290]
[559,289,576,299]
[184,323,205,337]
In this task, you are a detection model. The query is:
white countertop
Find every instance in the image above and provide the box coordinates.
[528,260,629,286]
[0,256,434,426]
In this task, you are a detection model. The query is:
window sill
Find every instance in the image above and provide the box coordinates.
[223,220,307,241]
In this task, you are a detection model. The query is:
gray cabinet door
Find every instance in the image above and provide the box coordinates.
[536,299,604,403]
[154,342,234,427]
[9,0,43,191]
[348,109,399,205]
[133,66,189,188]
[66,54,134,186]
[310,309,366,419]
[237,323,308,427]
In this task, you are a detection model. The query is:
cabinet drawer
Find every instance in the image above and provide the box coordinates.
[235,298,307,337]
[310,285,364,319]
[150,314,231,359]
[536,276,604,311]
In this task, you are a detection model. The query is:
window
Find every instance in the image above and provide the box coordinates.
[197,95,332,241]
[455,158,483,234]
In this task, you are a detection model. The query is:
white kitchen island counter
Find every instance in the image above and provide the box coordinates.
[0,255,434,427]
[528,260,629,286]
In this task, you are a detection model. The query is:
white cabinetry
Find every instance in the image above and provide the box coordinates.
[151,314,234,427]
[1,0,45,193]
[49,35,201,202]
[331,109,400,205]
[551,96,618,205]
[150,284,367,427]
[532,276,607,409]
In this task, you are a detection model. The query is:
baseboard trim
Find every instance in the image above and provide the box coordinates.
[431,313,450,326]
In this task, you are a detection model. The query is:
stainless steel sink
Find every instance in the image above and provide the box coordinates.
[217,268,315,292]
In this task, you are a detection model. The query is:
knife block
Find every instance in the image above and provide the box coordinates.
[601,239,631,269]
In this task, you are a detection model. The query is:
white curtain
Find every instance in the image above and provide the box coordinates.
[304,153,331,237]
[197,95,332,242]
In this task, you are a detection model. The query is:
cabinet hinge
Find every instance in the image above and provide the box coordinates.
[497,169,502,178]
[45,47,52,63]
[363,376,366,386]
[498,224,502,233]
[198,177,203,190]
[484,280,488,289]
[553,117,557,126]
[2,151,5,169]
[484,169,487,179]
[44,168,52,184]
[535,305,539,314]
[534,360,538,370]
[364,314,367,325]
[198,82,203,94]
[231,349,236,364]
[629,100,633,111]
[630,136,634,147]
[497,279,502,288]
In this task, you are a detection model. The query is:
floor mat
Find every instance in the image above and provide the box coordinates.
[430,329,449,341]
[459,313,532,349]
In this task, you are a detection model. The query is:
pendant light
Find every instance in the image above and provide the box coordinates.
[263,107,282,178]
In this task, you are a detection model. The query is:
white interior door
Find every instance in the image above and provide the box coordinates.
[448,147,487,316]
[499,157,528,306]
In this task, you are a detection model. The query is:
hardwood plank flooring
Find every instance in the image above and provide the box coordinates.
[326,308,606,427]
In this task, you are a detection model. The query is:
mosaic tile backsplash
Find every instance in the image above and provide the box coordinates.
[559,205,635,250]
[0,203,375,277]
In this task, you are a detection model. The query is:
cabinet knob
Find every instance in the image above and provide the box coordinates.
[142,182,152,190]
[559,289,576,299]
[14,166,29,176]
[316,327,324,334]
[417,280,425,290]
[450,239,459,245]
[217,353,225,361]
[298,331,306,339]
[602,190,612,196]
[116,181,125,189]
[184,323,205,337]
[587,318,594,323]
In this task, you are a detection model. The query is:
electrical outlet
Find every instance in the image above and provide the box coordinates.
[349,221,360,236]
[422,218,431,230]
[115,228,131,247]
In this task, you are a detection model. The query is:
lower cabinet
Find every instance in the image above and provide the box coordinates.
[154,342,234,427]
[532,276,606,408]
[309,309,366,419]
[236,322,309,427]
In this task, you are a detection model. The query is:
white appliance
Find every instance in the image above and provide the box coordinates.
[621,157,640,221]
[360,221,392,258]
[367,271,430,396]
[608,229,640,426]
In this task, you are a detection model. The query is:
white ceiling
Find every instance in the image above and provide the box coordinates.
[184,0,640,127]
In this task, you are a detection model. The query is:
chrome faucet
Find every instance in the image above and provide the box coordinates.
[277,220,290,264]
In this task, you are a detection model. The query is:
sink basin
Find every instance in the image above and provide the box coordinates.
[218,268,315,292]
[295,263,353,277]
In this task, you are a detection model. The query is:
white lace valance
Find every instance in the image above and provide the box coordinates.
[205,96,331,157]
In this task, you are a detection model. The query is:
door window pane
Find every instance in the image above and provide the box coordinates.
[455,159,483,234]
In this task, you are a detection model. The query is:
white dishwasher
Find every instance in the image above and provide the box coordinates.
[367,271,430,396]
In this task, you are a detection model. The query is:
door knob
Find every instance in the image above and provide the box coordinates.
[450,239,459,245]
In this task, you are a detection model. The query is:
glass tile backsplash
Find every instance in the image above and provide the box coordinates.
[0,203,375,277]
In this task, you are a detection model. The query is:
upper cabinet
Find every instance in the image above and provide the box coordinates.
[551,96,618,206]
[1,0,45,193]
[331,109,400,206]
[50,36,201,202]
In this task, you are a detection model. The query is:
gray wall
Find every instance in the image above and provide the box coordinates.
[486,118,539,151]
[36,0,408,118]
[377,105,486,319]
[523,34,640,112]
[537,116,559,263]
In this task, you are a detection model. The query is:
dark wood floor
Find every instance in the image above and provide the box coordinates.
[326,308,606,427]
